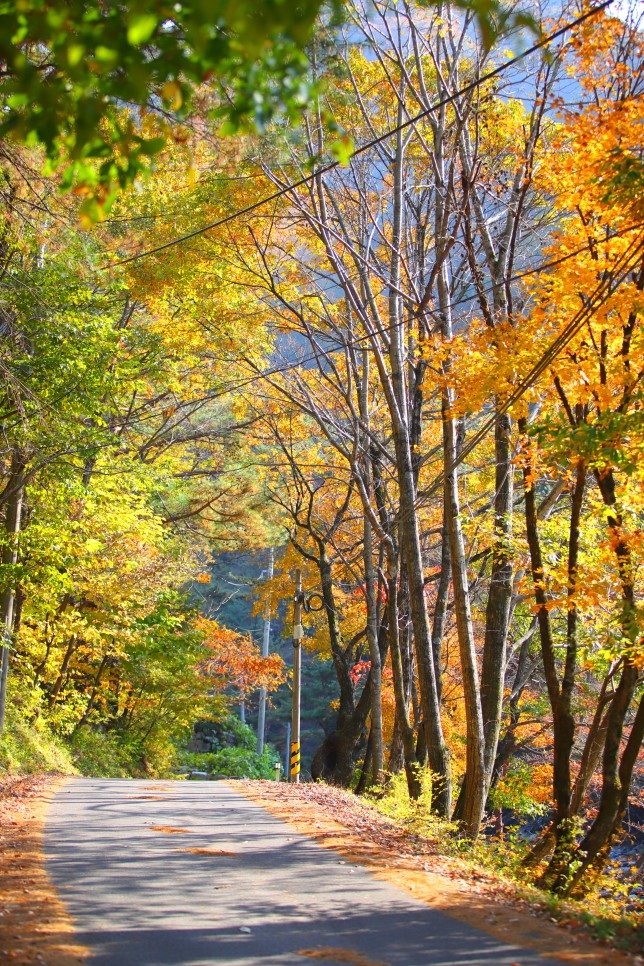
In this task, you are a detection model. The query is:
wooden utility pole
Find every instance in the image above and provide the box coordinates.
[290,569,303,783]
[256,547,274,755]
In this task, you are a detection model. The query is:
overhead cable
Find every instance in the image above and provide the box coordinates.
[104,0,613,270]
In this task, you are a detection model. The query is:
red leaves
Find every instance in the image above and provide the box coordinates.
[349,660,371,686]
[196,617,287,698]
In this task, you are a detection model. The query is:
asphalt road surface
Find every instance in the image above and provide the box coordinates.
[46,778,565,966]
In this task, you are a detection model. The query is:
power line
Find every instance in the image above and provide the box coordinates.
[95,0,636,519]
[172,220,644,412]
[149,229,643,544]
[104,0,613,270]
[156,226,643,515]
[418,230,644,503]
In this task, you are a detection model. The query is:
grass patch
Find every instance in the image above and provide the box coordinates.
[0,707,75,775]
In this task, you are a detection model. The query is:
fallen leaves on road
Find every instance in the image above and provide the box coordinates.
[298,947,389,966]
[177,847,237,856]
[150,825,191,834]
[237,780,636,966]
[0,773,87,966]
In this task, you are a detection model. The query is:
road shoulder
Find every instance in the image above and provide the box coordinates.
[0,772,87,965]
[237,779,638,966]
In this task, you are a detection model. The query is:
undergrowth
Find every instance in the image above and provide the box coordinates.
[364,769,643,953]
[0,712,75,775]
[0,681,76,775]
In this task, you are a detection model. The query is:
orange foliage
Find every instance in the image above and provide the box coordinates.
[196,618,287,699]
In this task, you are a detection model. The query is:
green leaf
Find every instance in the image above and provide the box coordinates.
[138,136,166,157]
[7,92,30,109]
[95,45,118,65]
[127,14,158,46]
[67,44,85,67]
[330,135,354,167]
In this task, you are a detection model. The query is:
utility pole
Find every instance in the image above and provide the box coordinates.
[256,547,274,754]
[290,569,303,783]
[285,720,291,777]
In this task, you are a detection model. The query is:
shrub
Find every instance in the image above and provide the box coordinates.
[69,728,141,778]
[0,683,75,775]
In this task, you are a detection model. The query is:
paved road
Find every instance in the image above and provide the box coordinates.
[46,778,564,966]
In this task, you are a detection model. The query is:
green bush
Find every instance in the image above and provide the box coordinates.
[0,686,75,775]
[206,745,279,779]
[190,715,258,753]
[180,745,279,779]
[366,768,457,842]
[179,715,280,779]
[487,761,550,818]
[0,707,76,775]
[69,728,142,778]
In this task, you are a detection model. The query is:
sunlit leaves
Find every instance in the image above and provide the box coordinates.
[0,0,335,211]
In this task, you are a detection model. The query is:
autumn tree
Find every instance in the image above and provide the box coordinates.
[517,6,644,892]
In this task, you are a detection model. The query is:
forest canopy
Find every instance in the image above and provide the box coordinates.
[0,0,643,909]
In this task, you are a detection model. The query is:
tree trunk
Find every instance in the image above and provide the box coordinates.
[443,392,486,838]
[48,638,78,710]
[0,458,25,732]
[73,655,111,734]
[522,432,576,883]
[386,555,422,799]
[481,410,514,784]
[360,349,383,784]
[430,490,451,706]
[311,674,372,786]
[387,110,451,816]
[553,465,642,893]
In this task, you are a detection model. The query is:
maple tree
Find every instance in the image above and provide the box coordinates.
[515,7,644,893]
[223,0,567,832]
[194,2,643,888]
[439,0,644,887]
[249,406,382,786]
[198,617,287,703]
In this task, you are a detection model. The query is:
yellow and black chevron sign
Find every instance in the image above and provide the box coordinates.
[290,741,300,776]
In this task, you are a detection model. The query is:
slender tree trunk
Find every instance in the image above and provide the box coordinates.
[387,106,451,816]
[521,428,585,887]
[73,655,111,734]
[570,699,611,815]
[559,666,642,894]
[355,726,373,795]
[48,638,78,710]
[386,555,422,799]
[525,695,611,870]
[430,490,451,707]
[0,458,25,732]
[360,349,383,783]
[486,622,537,806]
[539,458,586,885]
[443,392,486,837]
[310,548,367,785]
[387,714,405,774]
[363,513,383,783]
[552,464,642,893]
[481,410,514,783]
[522,442,570,813]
